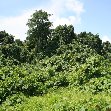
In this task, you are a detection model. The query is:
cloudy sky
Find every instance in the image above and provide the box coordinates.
[0,0,111,42]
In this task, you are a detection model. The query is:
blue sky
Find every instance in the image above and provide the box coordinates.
[0,0,111,42]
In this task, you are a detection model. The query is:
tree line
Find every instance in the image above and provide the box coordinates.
[0,10,111,65]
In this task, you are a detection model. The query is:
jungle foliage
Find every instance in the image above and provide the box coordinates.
[0,10,111,110]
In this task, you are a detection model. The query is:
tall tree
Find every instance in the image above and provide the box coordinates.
[45,25,75,56]
[78,32,102,54]
[26,10,52,53]
[52,25,75,46]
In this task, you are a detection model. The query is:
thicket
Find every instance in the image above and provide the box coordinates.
[0,10,111,110]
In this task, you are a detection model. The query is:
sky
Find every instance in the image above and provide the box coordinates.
[0,0,111,42]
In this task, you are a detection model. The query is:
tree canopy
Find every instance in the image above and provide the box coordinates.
[26,10,52,53]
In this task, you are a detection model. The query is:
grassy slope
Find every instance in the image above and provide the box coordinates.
[1,87,111,111]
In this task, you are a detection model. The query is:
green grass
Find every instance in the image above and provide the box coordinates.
[1,87,111,111]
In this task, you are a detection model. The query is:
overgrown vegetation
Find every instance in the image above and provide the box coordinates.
[0,10,111,110]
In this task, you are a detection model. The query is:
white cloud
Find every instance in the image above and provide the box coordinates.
[0,10,34,41]
[48,0,84,27]
[0,0,84,41]
[102,35,111,42]
[52,16,81,28]
[65,0,84,15]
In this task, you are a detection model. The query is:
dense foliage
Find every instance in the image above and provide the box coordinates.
[0,10,111,110]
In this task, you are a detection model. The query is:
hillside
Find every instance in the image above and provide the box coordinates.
[0,10,111,110]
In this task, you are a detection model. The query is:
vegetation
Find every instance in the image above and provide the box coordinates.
[0,10,111,110]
